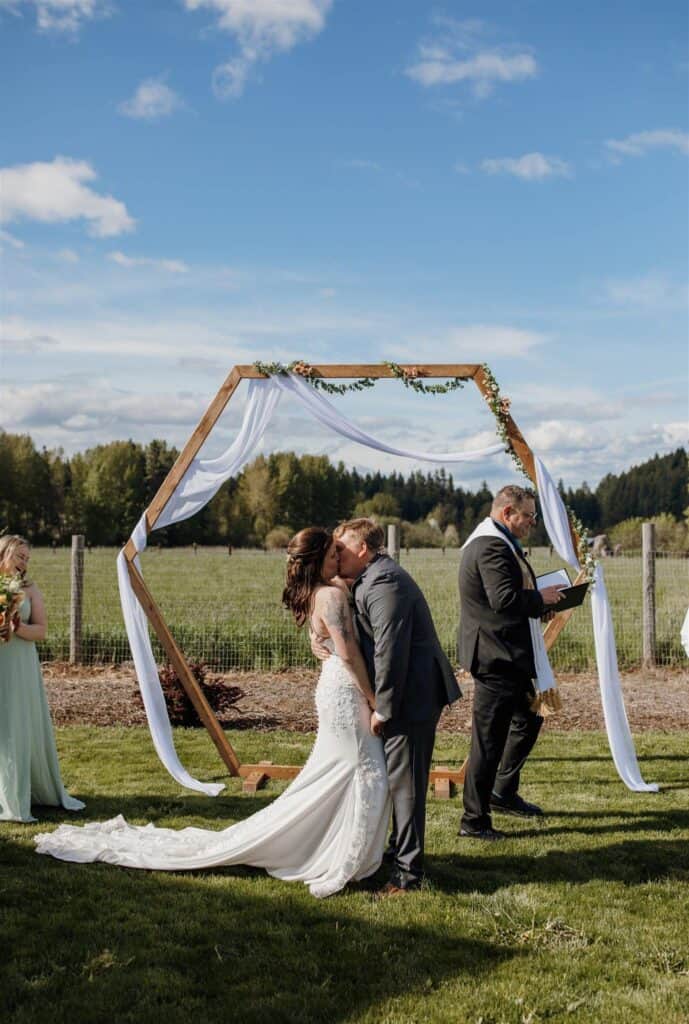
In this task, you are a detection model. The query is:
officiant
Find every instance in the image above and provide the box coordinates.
[457,485,565,840]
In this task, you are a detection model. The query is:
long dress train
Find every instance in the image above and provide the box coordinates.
[0,597,85,823]
[35,645,391,898]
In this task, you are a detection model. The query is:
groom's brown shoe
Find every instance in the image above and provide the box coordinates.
[376,881,419,898]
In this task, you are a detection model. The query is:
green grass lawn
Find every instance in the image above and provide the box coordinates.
[2,729,688,1023]
[31,546,689,670]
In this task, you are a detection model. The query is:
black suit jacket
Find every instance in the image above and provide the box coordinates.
[352,554,461,723]
[458,536,545,682]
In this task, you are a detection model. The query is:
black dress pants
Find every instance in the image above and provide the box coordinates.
[461,675,543,832]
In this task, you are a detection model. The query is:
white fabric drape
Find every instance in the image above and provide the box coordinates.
[116,381,282,795]
[270,373,506,462]
[681,608,689,658]
[535,456,658,792]
[118,375,506,793]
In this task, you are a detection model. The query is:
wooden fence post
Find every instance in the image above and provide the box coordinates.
[642,522,656,668]
[387,523,400,562]
[70,534,85,665]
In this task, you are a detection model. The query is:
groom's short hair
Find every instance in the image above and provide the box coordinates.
[334,518,385,553]
[492,484,535,515]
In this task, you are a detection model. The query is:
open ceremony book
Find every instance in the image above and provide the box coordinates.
[536,568,590,612]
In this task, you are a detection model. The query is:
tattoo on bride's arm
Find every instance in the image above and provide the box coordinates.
[323,595,352,642]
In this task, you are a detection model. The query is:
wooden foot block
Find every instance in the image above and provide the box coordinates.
[432,765,452,799]
[242,770,269,795]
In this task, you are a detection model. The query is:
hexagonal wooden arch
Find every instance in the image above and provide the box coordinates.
[122,363,585,794]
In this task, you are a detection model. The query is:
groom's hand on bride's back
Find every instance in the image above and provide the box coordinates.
[310,631,332,661]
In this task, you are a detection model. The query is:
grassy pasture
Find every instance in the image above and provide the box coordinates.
[2,729,688,1023]
[30,547,689,671]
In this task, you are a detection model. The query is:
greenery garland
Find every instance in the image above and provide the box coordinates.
[383,361,467,394]
[479,363,528,477]
[254,360,468,396]
[480,363,595,580]
[253,360,376,395]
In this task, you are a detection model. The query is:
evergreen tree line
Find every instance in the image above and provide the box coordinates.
[560,448,687,532]
[0,430,686,547]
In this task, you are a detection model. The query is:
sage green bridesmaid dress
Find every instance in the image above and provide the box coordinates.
[0,595,84,822]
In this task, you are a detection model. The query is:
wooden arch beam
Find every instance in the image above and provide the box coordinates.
[121,363,583,785]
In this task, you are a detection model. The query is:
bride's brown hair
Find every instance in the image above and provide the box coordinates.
[282,527,333,627]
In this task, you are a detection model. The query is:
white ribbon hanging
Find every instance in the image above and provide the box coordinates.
[535,457,658,792]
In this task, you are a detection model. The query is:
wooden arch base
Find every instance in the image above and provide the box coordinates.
[122,363,585,798]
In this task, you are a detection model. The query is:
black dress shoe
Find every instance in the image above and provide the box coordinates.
[490,793,544,818]
[458,826,506,841]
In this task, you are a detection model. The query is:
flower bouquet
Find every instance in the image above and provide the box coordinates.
[0,574,24,642]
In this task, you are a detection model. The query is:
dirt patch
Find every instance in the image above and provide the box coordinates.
[43,662,689,733]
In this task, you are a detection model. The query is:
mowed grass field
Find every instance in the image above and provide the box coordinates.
[2,729,688,1024]
[31,547,689,671]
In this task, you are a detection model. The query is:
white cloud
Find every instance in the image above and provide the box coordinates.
[0,333,59,353]
[658,421,689,446]
[2,380,208,430]
[184,0,333,99]
[118,77,184,120]
[391,324,548,361]
[602,271,688,309]
[605,129,689,160]
[406,17,536,98]
[56,247,79,263]
[481,152,572,181]
[408,50,537,96]
[340,158,382,172]
[0,228,25,249]
[0,157,135,237]
[0,0,111,34]
[108,251,190,274]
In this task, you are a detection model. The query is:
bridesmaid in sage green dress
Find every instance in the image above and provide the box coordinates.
[0,535,84,823]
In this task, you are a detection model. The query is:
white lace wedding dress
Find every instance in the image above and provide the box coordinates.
[35,642,391,898]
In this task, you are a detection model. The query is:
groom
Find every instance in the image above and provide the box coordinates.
[320,517,461,894]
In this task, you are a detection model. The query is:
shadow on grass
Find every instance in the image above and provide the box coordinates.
[500,807,689,838]
[428,836,689,894]
[534,754,688,763]
[1,839,513,1024]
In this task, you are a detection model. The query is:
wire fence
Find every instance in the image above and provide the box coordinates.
[31,546,688,672]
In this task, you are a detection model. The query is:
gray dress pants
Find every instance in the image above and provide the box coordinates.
[383,712,441,888]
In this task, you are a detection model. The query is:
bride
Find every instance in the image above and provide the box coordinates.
[35,528,391,898]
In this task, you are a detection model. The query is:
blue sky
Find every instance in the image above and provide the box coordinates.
[1,0,687,492]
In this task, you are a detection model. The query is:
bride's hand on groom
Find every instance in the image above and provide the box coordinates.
[370,712,384,737]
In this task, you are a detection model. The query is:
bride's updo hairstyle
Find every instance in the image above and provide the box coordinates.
[282,527,333,628]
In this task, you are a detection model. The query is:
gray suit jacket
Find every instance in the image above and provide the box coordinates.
[351,554,461,723]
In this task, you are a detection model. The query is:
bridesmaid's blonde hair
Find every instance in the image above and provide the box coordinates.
[0,534,32,584]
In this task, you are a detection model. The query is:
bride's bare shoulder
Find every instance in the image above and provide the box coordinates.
[329,576,353,595]
[313,583,347,610]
